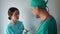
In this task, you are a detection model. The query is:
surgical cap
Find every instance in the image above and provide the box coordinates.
[30,0,48,9]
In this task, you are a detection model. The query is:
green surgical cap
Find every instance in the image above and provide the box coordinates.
[30,0,48,9]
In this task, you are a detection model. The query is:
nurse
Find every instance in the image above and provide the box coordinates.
[30,0,57,34]
[5,7,28,34]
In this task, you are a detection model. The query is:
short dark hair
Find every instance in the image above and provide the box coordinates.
[8,7,19,20]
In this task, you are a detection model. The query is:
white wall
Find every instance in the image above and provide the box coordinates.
[0,0,60,34]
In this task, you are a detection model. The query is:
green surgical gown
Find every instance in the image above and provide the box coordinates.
[5,20,26,34]
[37,17,57,34]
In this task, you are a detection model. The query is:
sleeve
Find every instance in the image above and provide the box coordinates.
[5,27,14,34]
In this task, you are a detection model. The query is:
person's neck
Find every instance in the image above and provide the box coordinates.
[11,20,16,24]
[39,13,51,21]
[39,14,46,21]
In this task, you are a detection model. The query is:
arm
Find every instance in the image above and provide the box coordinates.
[5,27,14,34]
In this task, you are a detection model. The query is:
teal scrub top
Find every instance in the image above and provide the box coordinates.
[5,20,24,34]
[37,17,57,34]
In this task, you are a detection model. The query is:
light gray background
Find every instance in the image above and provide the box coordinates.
[0,0,60,34]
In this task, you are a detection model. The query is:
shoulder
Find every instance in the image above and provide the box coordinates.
[17,20,23,24]
[6,23,13,30]
[43,17,55,26]
[45,16,56,23]
[17,20,24,26]
[17,20,22,23]
[45,17,56,26]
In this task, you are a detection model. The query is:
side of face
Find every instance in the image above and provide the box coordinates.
[11,10,19,21]
[32,7,40,18]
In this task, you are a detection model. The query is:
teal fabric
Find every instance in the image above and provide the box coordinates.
[37,17,57,34]
[5,20,24,34]
[30,0,48,9]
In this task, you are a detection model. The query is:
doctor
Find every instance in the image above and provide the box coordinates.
[30,0,57,34]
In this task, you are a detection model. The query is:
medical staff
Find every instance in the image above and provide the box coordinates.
[5,7,28,34]
[30,0,57,34]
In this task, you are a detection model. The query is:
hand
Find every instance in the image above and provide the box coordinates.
[22,29,28,34]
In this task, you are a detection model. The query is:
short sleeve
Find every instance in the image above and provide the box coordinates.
[5,27,14,34]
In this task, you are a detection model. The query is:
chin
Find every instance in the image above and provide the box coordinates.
[14,19,18,21]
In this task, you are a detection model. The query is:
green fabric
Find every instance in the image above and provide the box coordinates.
[30,0,48,9]
[5,20,25,34]
[37,17,57,34]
